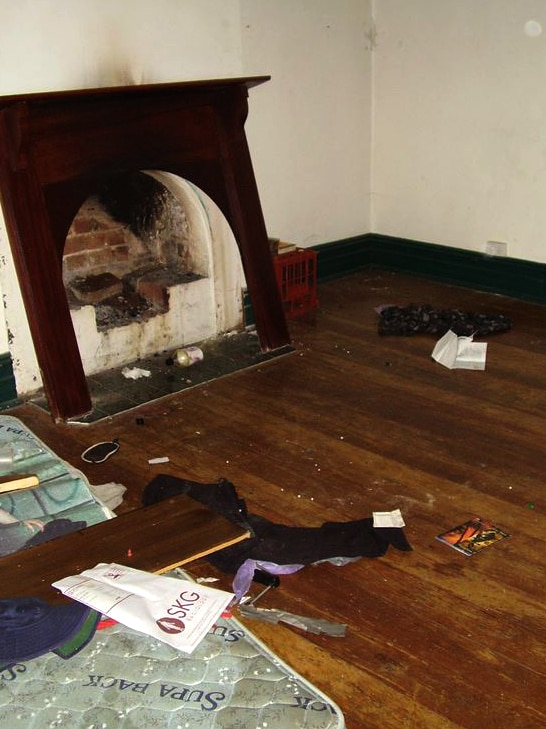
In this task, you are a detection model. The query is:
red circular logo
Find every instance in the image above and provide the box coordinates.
[156,616,186,634]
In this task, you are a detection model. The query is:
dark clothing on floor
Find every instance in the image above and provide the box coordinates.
[143,475,412,573]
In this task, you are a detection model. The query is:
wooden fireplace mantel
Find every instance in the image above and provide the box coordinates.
[0,77,290,421]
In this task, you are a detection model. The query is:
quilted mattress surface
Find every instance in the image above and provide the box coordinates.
[0,613,345,728]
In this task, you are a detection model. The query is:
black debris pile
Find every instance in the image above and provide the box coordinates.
[377,304,512,337]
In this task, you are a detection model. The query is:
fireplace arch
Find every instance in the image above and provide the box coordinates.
[66,172,246,376]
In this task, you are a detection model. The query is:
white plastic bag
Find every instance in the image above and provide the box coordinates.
[53,563,233,653]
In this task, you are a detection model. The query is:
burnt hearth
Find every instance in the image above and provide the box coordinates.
[64,174,199,330]
[62,169,248,376]
[0,77,290,420]
[64,171,198,314]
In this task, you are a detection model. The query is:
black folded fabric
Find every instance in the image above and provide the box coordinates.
[142,475,250,530]
[207,513,412,572]
[143,475,412,573]
[377,304,512,337]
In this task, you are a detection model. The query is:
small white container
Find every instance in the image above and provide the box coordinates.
[174,346,204,367]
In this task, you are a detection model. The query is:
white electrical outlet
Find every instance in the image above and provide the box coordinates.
[485,240,508,257]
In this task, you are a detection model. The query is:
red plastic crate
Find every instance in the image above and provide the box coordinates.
[273,248,318,319]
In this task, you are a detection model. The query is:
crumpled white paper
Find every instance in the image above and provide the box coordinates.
[431,329,487,370]
[121,366,151,379]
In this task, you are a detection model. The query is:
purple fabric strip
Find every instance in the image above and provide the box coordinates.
[232,559,304,602]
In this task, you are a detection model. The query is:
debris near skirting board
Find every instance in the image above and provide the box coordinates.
[148,456,170,465]
[376,304,512,337]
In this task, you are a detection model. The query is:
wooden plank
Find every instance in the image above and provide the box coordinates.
[0,493,249,603]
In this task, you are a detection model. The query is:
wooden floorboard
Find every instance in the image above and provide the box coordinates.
[0,494,250,601]
[6,268,546,728]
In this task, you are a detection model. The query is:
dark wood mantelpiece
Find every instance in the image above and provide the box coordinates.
[0,77,290,421]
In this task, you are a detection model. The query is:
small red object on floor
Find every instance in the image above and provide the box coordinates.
[273,248,319,319]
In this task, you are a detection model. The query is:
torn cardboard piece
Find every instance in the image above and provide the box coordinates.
[431,329,487,370]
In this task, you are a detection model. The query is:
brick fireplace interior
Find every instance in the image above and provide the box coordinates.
[64,171,209,330]
[64,171,191,325]
[62,169,247,379]
[0,77,290,421]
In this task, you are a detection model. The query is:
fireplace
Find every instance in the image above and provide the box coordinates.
[63,170,246,376]
[0,77,289,421]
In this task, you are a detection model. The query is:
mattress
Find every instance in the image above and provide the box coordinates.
[0,612,345,728]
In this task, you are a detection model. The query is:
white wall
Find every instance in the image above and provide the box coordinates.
[373,0,546,263]
[0,0,373,395]
[0,0,243,92]
[241,0,373,246]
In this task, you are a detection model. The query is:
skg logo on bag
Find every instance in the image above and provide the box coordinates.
[156,590,201,635]
[104,567,125,580]
[155,616,186,634]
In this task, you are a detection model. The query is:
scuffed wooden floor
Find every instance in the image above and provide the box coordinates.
[7,269,546,729]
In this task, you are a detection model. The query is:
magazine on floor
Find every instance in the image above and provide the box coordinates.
[436,516,510,556]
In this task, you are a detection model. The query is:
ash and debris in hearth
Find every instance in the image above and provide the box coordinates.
[65,171,203,332]
[94,285,157,331]
[68,272,123,305]
[68,265,202,332]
